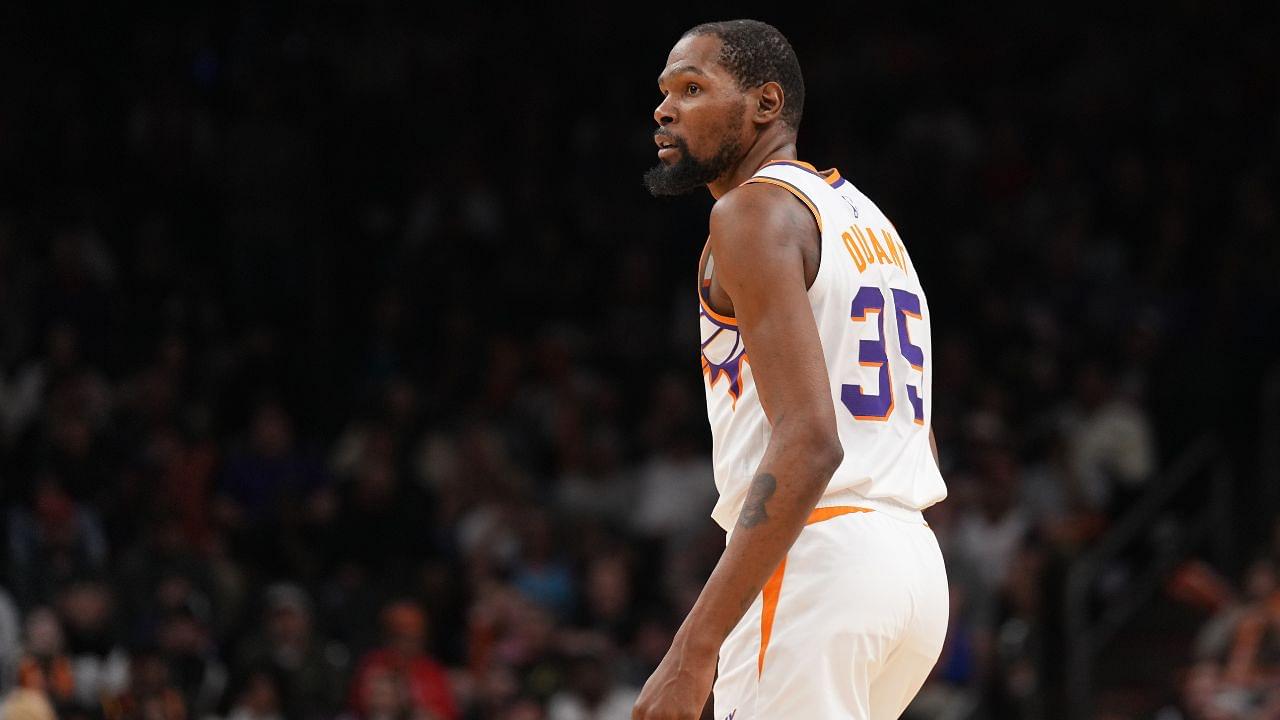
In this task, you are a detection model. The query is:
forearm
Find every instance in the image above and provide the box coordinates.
[670,428,842,660]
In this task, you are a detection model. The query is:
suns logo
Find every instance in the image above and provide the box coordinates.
[700,307,748,406]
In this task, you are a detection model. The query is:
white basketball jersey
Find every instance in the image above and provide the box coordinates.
[699,160,947,531]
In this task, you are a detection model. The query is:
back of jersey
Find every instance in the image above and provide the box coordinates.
[746,161,946,518]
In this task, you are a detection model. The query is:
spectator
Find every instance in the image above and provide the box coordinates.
[103,647,187,720]
[15,609,73,713]
[954,449,1031,608]
[545,647,638,720]
[217,401,329,572]
[1058,361,1156,514]
[225,671,285,720]
[511,512,575,619]
[156,604,226,718]
[7,481,108,606]
[56,579,129,713]
[348,602,457,720]
[233,583,346,720]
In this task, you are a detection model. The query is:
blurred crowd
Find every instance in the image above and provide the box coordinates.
[1,3,1276,720]
[1156,522,1280,720]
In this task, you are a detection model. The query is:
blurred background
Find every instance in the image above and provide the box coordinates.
[1,2,1278,719]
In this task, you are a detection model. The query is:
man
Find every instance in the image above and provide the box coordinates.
[635,20,949,720]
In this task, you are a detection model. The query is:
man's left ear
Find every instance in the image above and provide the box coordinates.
[755,81,785,124]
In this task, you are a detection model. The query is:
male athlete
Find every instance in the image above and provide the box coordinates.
[634,20,949,720]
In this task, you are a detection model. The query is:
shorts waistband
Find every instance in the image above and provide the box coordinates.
[815,488,926,524]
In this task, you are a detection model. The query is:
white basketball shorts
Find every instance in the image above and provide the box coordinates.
[713,505,948,720]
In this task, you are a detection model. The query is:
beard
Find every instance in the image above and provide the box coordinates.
[644,126,744,197]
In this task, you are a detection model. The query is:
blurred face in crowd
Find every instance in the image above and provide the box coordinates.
[646,34,751,196]
[586,555,630,622]
[250,402,294,457]
[24,608,64,656]
[238,673,281,716]
[365,667,407,716]
[59,581,113,636]
[268,603,311,647]
[132,653,171,694]
[159,614,206,656]
[382,602,426,656]
[1245,558,1278,602]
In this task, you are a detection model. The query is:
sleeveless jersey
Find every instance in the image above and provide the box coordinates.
[698,160,947,531]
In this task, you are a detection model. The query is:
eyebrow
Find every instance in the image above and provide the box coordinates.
[657,65,708,86]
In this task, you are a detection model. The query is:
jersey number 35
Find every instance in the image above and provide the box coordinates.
[842,286,925,426]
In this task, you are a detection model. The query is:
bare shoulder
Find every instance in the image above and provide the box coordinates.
[708,181,820,279]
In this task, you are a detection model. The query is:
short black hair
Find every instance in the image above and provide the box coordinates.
[683,19,805,131]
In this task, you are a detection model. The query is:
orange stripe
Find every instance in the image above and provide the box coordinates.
[758,556,787,677]
[742,177,823,232]
[757,506,872,677]
[806,505,873,525]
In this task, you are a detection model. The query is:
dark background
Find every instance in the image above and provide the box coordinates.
[1,2,1278,719]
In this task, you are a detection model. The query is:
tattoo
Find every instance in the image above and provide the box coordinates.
[737,473,777,529]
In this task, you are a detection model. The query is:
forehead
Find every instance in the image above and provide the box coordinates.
[658,34,725,84]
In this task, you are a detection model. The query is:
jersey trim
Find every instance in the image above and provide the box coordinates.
[698,240,739,327]
[741,176,824,233]
[761,159,846,188]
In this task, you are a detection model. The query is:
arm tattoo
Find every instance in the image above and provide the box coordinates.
[737,473,777,529]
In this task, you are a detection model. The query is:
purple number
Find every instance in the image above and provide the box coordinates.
[891,289,925,426]
[841,286,894,420]
[842,286,927,425]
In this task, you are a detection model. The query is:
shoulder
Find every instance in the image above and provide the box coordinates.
[710,180,815,232]
[708,181,819,263]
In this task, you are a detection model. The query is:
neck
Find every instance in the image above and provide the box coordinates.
[707,131,798,199]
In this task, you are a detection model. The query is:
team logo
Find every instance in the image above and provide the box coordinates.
[700,309,747,406]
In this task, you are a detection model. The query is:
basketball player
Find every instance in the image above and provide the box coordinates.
[633,20,949,720]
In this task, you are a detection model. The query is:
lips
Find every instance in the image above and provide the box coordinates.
[655,134,680,160]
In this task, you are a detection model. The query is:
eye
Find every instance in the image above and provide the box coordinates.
[686,83,701,96]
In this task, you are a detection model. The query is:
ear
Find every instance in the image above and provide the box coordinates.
[754,81,785,125]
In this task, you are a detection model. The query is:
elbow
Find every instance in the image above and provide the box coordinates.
[794,423,843,477]
[815,434,844,476]
[775,414,844,480]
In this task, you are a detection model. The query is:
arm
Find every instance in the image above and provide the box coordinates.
[634,183,843,719]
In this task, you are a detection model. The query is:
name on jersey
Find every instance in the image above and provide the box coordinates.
[840,224,909,276]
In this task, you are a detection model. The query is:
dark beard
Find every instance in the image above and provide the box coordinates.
[643,133,743,197]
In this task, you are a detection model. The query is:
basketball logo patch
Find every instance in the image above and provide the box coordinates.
[700,308,747,405]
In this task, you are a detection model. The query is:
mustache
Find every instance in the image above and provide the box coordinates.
[653,128,686,147]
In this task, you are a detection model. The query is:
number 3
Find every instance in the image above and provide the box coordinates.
[841,287,926,425]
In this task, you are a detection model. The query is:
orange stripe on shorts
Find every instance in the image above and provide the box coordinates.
[806,505,873,525]
[757,556,787,678]
[757,505,873,677]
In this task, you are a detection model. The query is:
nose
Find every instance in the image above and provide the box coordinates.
[654,96,675,126]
